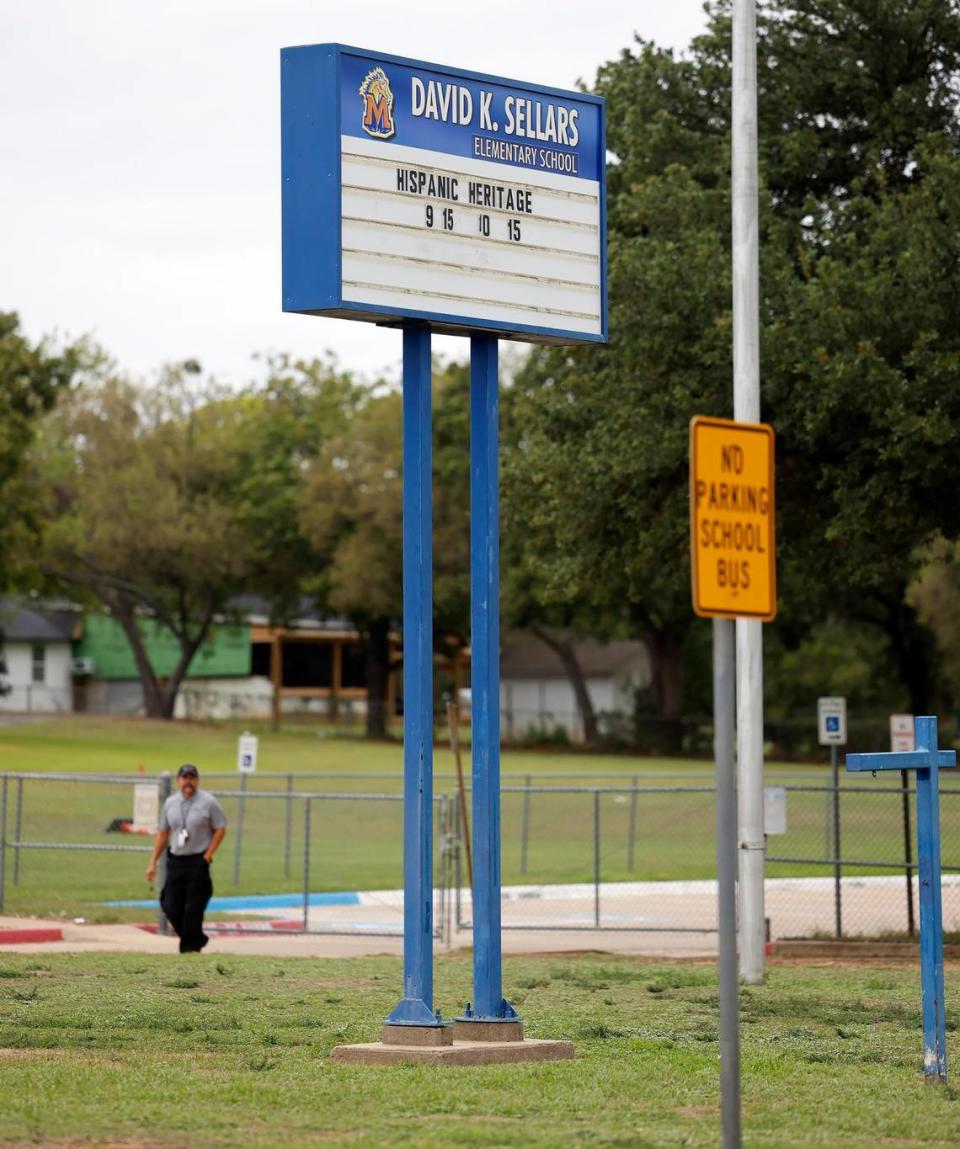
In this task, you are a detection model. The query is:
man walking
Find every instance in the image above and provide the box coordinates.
[146,764,227,953]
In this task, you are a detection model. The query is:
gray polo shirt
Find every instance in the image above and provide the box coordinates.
[160,789,227,856]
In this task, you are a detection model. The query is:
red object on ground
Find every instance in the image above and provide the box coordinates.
[0,926,63,944]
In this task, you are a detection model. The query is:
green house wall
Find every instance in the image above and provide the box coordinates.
[73,615,251,680]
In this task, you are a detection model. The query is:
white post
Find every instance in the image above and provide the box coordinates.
[732,0,765,984]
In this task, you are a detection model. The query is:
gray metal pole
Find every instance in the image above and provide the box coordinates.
[832,744,842,938]
[520,774,532,875]
[157,773,172,935]
[594,790,601,928]
[232,771,247,886]
[732,0,766,985]
[627,772,639,871]
[714,618,741,1149]
[12,777,23,886]
[0,775,8,913]
[303,797,312,932]
[901,769,915,938]
[284,772,293,879]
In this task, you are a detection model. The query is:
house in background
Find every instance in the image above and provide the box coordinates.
[71,613,252,715]
[0,599,79,713]
[499,632,651,743]
[0,598,649,740]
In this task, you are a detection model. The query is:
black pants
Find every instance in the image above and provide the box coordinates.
[160,852,212,953]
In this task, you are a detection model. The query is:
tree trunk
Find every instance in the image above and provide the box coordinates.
[530,625,600,744]
[109,595,167,718]
[644,629,685,752]
[364,616,392,739]
[885,595,937,716]
[157,625,212,719]
[109,594,210,720]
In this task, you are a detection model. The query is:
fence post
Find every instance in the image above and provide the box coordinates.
[520,774,532,876]
[232,771,247,886]
[627,772,639,871]
[12,777,24,886]
[303,797,312,932]
[831,744,842,938]
[594,790,601,928]
[284,772,294,879]
[0,775,7,912]
[453,795,463,930]
[157,772,172,935]
[901,769,915,938]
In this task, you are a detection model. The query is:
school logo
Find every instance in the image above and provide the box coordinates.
[359,67,395,140]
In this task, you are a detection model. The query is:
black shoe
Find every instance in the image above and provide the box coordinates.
[199,933,210,950]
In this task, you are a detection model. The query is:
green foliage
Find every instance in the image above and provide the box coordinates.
[21,364,273,715]
[504,1,960,718]
[0,312,80,587]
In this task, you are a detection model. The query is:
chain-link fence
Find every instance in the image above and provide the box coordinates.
[1,770,958,942]
[0,773,454,941]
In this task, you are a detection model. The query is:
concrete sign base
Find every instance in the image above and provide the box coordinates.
[330,1036,574,1067]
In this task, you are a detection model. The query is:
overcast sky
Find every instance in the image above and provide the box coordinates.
[0,0,709,386]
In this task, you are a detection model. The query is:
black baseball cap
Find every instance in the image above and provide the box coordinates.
[177,764,199,778]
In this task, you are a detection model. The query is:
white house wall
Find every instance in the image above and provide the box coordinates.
[500,677,619,742]
[0,642,73,713]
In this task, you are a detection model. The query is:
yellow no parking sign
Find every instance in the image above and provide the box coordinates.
[690,415,776,622]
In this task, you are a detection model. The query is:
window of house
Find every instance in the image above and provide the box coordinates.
[31,644,45,685]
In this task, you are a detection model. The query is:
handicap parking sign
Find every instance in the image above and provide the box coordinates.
[817,698,847,746]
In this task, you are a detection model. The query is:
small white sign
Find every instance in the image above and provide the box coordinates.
[817,697,847,746]
[764,786,787,835]
[237,731,259,774]
[890,714,915,753]
[132,783,160,833]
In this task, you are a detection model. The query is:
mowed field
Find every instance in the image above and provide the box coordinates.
[0,716,954,920]
[0,951,958,1149]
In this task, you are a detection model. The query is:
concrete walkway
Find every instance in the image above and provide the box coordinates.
[0,913,716,959]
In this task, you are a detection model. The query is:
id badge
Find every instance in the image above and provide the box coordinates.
[177,828,189,848]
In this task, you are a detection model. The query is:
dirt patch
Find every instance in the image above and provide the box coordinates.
[6,1141,176,1149]
[677,1106,720,1119]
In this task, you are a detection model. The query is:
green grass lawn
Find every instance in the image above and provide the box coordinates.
[1,716,956,920]
[0,952,958,1148]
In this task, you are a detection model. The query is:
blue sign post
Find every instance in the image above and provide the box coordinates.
[283,44,605,1057]
[462,333,519,1026]
[847,715,956,1083]
[387,325,438,1027]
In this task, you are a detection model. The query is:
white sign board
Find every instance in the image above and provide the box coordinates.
[817,697,847,746]
[764,786,787,836]
[281,46,607,346]
[237,731,259,774]
[890,714,915,753]
[132,783,160,833]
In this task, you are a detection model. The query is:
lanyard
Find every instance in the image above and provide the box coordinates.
[178,795,195,830]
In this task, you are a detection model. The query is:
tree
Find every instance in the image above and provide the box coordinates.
[24,365,267,718]
[504,1,960,722]
[0,312,81,694]
[0,313,79,584]
[299,362,474,738]
[300,388,404,738]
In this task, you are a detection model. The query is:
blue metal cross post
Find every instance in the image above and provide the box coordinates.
[462,333,518,1026]
[847,715,956,1083]
[386,324,441,1028]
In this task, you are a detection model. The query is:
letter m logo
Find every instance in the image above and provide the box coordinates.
[359,67,395,140]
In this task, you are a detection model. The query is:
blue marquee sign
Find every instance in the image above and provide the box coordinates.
[281,44,607,345]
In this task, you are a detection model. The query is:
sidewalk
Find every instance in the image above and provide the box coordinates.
[0,913,717,959]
